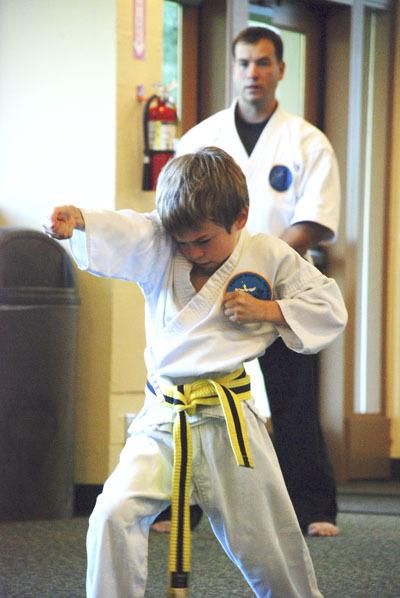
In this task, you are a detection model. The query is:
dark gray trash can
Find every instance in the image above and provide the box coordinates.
[0,228,80,521]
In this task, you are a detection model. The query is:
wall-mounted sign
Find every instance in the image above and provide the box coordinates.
[133,0,146,60]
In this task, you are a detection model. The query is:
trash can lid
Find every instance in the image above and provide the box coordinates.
[0,228,78,289]
[0,286,80,306]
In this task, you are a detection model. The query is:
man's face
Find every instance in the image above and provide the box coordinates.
[233,39,285,109]
[173,211,247,276]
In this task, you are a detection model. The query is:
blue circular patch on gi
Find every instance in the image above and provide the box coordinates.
[226,272,272,301]
[269,164,293,192]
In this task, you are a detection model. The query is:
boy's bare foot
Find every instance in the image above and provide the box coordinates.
[151,520,172,533]
[306,521,340,537]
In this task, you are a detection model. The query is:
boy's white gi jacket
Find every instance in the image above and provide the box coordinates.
[71,209,347,426]
[177,101,340,240]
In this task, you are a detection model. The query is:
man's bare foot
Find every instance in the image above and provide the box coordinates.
[151,520,172,533]
[307,522,340,537]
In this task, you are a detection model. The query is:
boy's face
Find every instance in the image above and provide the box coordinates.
[173,209,248,276]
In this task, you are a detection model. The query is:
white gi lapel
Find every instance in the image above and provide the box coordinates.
[161,231,246,336]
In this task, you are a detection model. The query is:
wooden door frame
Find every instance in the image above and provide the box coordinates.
[187,0,396,480]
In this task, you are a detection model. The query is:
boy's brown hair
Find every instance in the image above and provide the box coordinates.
[156,146,249,235]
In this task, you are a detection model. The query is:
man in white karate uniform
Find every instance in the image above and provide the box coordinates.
[177,26,341,537]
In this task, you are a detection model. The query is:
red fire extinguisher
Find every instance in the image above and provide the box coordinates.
[142,93,177,191]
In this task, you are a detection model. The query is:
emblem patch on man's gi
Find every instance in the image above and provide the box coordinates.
[226,272,272,300]
[269,164,293,192]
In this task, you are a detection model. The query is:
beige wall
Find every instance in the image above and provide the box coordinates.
[0,0,162,483]
[107,0,163,476]
[387,2,400,458]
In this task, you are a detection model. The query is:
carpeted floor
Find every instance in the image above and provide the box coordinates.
[0,506,399,597]
[337,480,400,515]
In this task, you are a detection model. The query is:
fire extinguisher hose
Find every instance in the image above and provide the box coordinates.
[142,94,158,191]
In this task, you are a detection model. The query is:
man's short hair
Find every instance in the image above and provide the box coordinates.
[156,146,249,235]
[232,26,284,62]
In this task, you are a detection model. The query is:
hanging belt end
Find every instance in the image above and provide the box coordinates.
[168,589,188,598]
[168,573,189,597]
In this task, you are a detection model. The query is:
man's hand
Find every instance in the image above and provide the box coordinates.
[222,290,286,325]
[44,205,85,240]
[280,221,332,256]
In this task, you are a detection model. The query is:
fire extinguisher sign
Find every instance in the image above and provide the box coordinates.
[133,0,146,60]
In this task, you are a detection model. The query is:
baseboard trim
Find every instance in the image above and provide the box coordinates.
[391,459,400,480]
[74,461,400,515]
[345,414,391,478]
[74,484,103,516]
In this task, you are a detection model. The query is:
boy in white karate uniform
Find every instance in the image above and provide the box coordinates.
[48,147,347,598]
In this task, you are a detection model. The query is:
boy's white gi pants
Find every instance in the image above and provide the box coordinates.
[86,404,322,598]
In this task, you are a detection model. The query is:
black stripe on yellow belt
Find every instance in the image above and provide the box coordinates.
[147,367,253,598]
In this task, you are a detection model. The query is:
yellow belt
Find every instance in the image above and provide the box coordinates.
[148,367,254,597]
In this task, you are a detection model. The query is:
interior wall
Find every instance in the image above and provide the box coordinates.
[387,1,400,459]
[108,0,163,472]
[321,1,395,477]
[198,0,228,119]
[0,0,117,222]
[0,0,117,483]
[318,4,350,481]
[0,0,163,484]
